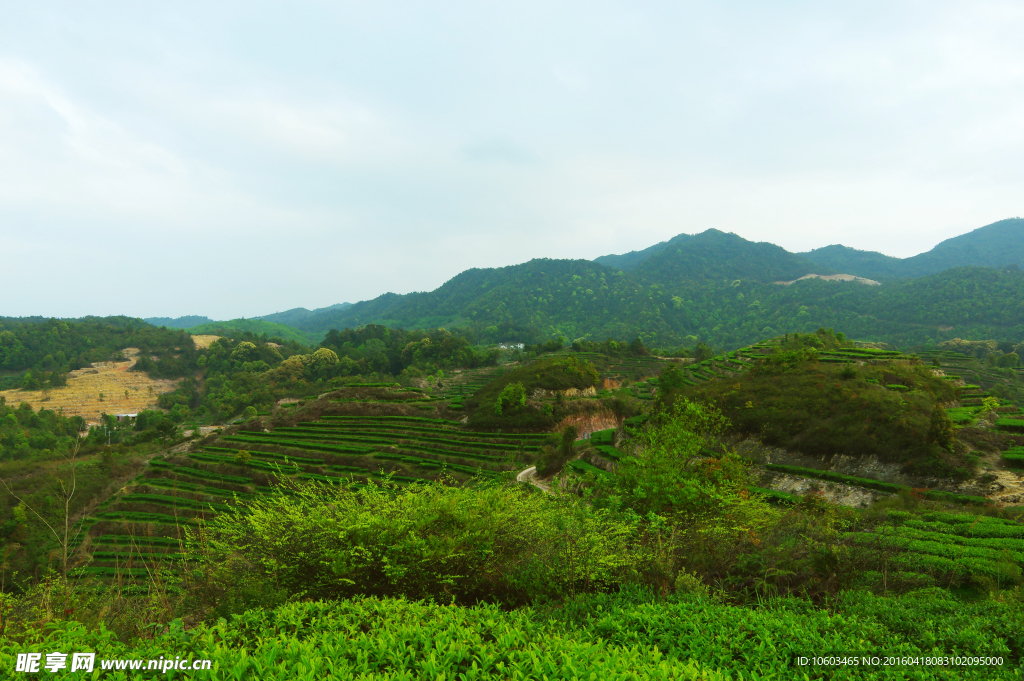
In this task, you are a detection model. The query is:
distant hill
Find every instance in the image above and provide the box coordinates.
[185,319,318,346]
[288,259,648,343]
[144,315,215,329]
[901,217,1024,276]
[800,245,905,280]
[802,218,1024,279]
[278,250,1024,350]
[257,302,352,326]
[144,218,1024,351]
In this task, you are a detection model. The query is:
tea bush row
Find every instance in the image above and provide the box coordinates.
[1002,447,1024,467]
[205,444,325,465]
[148,460,252,485]
[116,493,234,514]
[223,433,376,455]
[188,451,299,474]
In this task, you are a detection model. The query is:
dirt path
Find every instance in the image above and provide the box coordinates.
[516,466,552,493]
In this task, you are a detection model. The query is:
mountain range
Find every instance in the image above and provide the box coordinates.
[151,217,1024,349]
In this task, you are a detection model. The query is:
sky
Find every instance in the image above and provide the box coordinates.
[2,1,1023,320]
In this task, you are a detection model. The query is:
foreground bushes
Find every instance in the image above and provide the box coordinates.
[3,588,1021,680]
[200,478,645,609]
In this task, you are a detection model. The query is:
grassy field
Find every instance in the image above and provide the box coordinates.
[190,334,221,350]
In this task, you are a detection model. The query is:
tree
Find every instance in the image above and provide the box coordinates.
[593,399,740,518]
[309,347,340,376]
[495,382,527,416]
[928,406,955,452]
[0,437,84,578]
[231,341,258,363]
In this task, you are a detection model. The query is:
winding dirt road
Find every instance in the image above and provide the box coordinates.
[516,466,552,493]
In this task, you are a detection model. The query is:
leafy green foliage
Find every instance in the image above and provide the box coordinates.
[5,587,1023,679]
[929,406,956,451]
[494,382,526,415]
[466,355,601,431]
[0,401,84,461]
[662,332,967,477]
[591,399,742,518]
[201,479,644,607]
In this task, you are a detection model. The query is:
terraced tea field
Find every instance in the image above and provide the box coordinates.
[71,413,549,579]
[916,349,1024,404]
[0,350,178,423]
[572,352,669,382]
[846,510,1024,588]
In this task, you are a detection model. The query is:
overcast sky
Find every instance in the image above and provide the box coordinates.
[2,1,1022,319]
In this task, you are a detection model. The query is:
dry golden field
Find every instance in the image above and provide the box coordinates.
[190,334,221,349]
[0,348,179,424]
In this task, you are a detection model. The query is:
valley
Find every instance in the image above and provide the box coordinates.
[3,219,1024,678]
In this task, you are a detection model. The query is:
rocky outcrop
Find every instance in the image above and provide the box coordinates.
[774,273,881,286]
[531,386,598,399]
[734,438,990,499]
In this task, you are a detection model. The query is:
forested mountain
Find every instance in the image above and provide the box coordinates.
[593,232,693,271]
[799,245,905,280]
[596,218,1024,282]
[801,218,1024,279]
[16,218,1022,352]
[273,246,1024,349]
[143,315,214,328]
[899,217,1024,275]
[629,229,827,285]
[256,302,352,326]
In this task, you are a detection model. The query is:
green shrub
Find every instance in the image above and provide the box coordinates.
[201,480,644,607]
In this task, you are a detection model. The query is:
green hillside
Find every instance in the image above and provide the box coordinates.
[593,232,693,271]
[256,302,352,326]
[186,318,320,345]
[284,259,1024,350]
[6,330,1024,679]
[129,219,1024,351]
[801,244,906,280]
[630,228,827,285]
[661,330,971,478]
[901,217,1024,276]
[802,217,1024,279]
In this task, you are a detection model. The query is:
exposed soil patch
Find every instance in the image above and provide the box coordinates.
[0,349,178,423]
[190,335,221,350]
